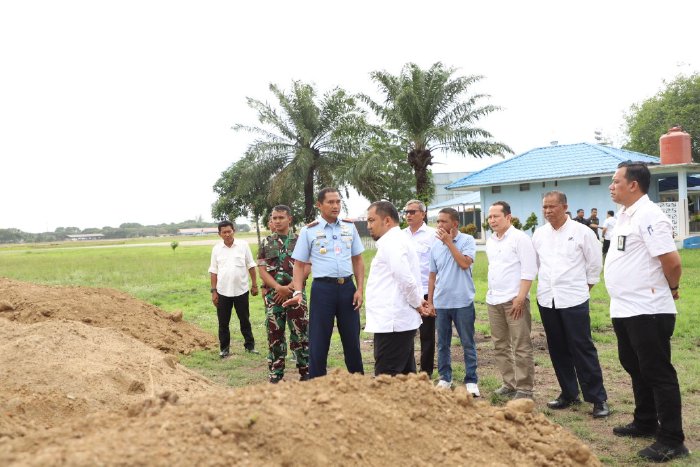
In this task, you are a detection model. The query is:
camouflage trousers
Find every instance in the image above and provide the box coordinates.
[265,295,309,379]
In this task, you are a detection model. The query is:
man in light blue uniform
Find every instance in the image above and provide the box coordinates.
[284,187,365,378]
[427,207,480,397]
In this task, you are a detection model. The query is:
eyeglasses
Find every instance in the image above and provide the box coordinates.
[404,210,421,215]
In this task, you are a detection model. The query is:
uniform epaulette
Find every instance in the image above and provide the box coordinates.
[306,220,319,228]
[341,218,355,223]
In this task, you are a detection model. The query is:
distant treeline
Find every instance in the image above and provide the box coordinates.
[0,220,250,244]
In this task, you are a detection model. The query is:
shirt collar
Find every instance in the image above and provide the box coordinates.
[493,225,515,240]
[621,194,650,217]
[377,226,400,246]
[317,216,340,229]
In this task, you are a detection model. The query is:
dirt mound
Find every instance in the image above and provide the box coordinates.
[2,370,599,466]
[0,319,217,441]
[0,277,216,354]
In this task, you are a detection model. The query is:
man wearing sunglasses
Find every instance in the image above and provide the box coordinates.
[402,199,437,377]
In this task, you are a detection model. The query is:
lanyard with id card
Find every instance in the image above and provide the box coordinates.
[617,235,626,251]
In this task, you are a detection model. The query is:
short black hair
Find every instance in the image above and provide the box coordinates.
[607,210,614,216]
[217,220,234,232]
[618,161,651,194]
[368,201,399,223]
[317,187,340,203]
[439,207,459,222]
[491,201,511,216]
[272,205,292,216]
[577,208,584,213]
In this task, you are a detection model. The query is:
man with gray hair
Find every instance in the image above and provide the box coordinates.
[402,199,437,376]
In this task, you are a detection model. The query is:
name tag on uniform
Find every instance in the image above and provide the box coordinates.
[617,235,626,251]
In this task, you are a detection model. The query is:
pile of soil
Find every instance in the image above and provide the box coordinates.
[0,319,217,440]
[0,277,599,466]
[0,278,216,354]
[1,370,598,466]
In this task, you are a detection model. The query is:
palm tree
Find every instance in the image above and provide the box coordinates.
[234,81,366,223]
[363,62,512,203]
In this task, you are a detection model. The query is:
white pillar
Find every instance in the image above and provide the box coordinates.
[678,168,689,239]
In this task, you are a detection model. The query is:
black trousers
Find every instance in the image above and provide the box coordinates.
[602,239,611,255]
[613,314,684,445]
[374,329,417,376]
[217,292,254,351]
[539,300,607,403]
[419,297,436,376]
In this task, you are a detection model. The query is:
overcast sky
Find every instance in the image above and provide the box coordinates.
[1,0,697,233]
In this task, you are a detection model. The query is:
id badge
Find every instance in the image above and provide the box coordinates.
[334,244,342,255]
[617,235,626,251]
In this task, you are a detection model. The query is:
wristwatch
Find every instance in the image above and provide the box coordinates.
[210,288,217,293]
[292,290,302,297]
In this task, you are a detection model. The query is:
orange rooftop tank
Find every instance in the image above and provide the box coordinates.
[659,126,691,164]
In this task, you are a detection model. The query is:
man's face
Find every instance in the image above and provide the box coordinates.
[366,207,389,241]
[317,191,342,220]
[271,210,291,233]
[404,203,424,229]
[610,167,634,205]
[591,208,598,217]
[436,212,457,233]
[543,196,568,226]
[487,205,511,234]
[218,225,235,245]
[576,210,585,218]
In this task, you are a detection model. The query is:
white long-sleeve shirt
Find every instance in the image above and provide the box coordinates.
[365,226,423,333]
[402,223,436,295]
[208,239,256,297]
[532,218,602,309]
[486,226,538,305]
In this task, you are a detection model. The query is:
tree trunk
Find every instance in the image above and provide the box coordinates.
[407,148,433,204]
[254,215,261,249]
[303,167,315,223]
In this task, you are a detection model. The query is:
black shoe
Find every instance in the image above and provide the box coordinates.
[269,375,283,384]
[245,348,260,354]
[638,441,689,462]
[592,401,610,418]
[613,422,657,438]
[299,374,311,382]
[547,396,581,410]
[219,349,229,359]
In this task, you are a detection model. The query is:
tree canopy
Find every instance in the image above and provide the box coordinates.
[232,81,367,223]
[362,62,511,203]
[624,73,700,162]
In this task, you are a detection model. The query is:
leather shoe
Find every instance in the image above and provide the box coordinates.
[245,348,260,354]
[613,422,656,438]
[547,396,581,410]
[638,441,689,462]
[592,401,610,418]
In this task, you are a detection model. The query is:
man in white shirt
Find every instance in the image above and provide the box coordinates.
[601,210,616,256]
[486,201,538,399]
[402,199,437,377]
[366,201,428,375]
[532,191,609,418]
[209,220,259,358]
[605,161,688,462]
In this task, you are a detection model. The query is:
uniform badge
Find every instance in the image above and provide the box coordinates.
[617,235,626,251]
[320,246,327,254]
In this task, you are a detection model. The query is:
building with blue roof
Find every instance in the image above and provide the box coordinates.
[446,142,700,242]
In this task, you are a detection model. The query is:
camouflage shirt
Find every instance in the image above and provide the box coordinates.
[257,231,298,286]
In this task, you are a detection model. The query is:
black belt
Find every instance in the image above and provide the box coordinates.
[314,275,353,284]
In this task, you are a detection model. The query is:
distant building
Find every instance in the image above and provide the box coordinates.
[447,142,700,242]
[178,227,219,236]
[66,233,105,241]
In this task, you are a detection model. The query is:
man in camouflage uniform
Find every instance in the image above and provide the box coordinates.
[257,205,309,383]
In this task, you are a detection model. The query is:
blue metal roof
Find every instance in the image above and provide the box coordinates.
[428,191,481,210]
[447,143,660,190]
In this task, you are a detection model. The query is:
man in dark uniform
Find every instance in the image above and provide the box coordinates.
[573,208,591,227]
[588,208,600,240]
[283,187,365,378]
[258,205,309,383]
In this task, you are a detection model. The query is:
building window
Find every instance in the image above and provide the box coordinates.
[542,182,546,188]
[491,186,501,194]
[555,180,558,187]
[519,183,530,191]
[589,177,601,185]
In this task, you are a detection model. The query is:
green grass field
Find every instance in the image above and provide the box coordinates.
[0,239,697,465]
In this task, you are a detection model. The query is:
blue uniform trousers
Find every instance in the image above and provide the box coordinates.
[308,279,364,377]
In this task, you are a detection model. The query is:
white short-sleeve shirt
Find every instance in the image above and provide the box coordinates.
[486,226,538,305]
[604,195,677,318]
[209,239,257,297]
